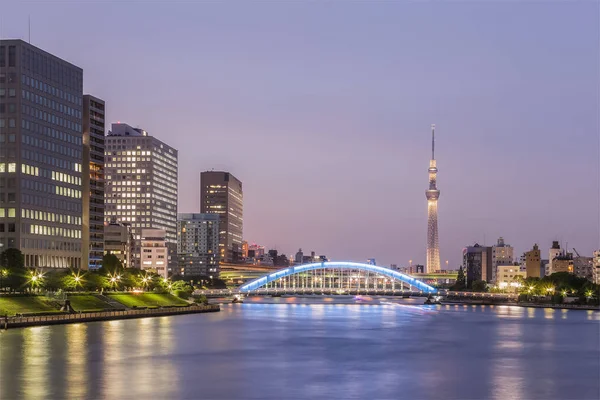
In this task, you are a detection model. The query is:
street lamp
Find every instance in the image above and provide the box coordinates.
[0,269,7,292]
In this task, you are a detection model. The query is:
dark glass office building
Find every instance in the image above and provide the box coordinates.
[0,39,84,269]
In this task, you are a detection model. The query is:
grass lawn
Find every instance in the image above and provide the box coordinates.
[0,296,60,316]
[107,293,188,308]
[68,295,113,312]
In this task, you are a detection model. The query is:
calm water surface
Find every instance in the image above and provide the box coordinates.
[1,299,599,400]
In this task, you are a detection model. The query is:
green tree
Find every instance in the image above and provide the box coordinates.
[43,270,69,291]
[0,249,27,292]
[451,266,466,290]
[472,280,488,292]
[99,253,124,275]
[82,272,108,292]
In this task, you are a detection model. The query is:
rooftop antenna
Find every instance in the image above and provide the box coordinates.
[431,124,436,160]
[28,15,31,44]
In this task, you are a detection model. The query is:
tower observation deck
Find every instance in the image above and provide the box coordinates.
[426,125,440,273]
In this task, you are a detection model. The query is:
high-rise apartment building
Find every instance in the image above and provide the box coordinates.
[82,95,105,269]
[104,123,178,270]
[462,244,493,287]
[200,171,243,263]
[177,213,219,277]
[492,237,514,283]
[425,125,440,273]
[0,40,84,269]
[525,244,541,278]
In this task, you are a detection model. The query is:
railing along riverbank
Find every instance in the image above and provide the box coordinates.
[3,304,220,330]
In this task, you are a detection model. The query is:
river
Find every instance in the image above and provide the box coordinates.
[1,298,599,400]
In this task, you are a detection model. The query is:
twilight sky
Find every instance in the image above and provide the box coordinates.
[3,1,599,268]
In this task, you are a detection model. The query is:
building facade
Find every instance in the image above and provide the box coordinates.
[200,171,243,263]
[525,244,541,278]
[140,228,168,278]
[496,264,526,290]
[593,250,600,285]
[177,213,219,277]
[573,255,593,280]
[425,125,440,273]
[552,254,574,274]
[462,244,493,287]
[82,95,105,269]
[103,219,133,269]
[0,40,84,269]
[547,241,562,276]
[104,123,178,271]
[492,237,514,283]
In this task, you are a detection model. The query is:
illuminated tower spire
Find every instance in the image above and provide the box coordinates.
[426,124,440,273]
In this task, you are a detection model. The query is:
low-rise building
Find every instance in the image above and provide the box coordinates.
[141,229,168,278]
[593,250,600,284]
[496,265,527,290]
[547,241,562,275]
[104,219,133,268]
[573,255,593,281]
[525,244,541,278]
[463,244,493,287]
[552,253,574,274]
[492,237,514,283]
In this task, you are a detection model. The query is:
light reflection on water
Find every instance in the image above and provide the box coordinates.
[0,303,598,400]
[22,326,50,400]
[66,324,87,400]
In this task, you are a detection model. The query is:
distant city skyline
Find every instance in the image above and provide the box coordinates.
[2,1,598,267]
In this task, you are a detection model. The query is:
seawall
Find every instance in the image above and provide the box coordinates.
[3,304,220,329]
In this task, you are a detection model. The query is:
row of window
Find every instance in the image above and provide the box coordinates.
[22,73,81,106]
[29,224,82,239]
[22,103,81,134]
[0,103,16,113]
[0,88,16,98]
[0,208,16,218]
[55,186,81,199]
[0,163,16,173]
[21,192,81,213]
[0,118,17,128]
[21,208,81,226]
[22,117,82,146]
[51,170,81,186]
[22,86,81,119]
[0,133,16,143]
[22,132,82,159]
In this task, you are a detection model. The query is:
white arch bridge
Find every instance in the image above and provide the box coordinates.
[200,262,439,297]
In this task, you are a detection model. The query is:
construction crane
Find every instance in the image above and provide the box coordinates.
[572,248,581,258]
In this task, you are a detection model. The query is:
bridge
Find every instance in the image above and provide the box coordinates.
[198,262,438,297]
[196,262,520,302]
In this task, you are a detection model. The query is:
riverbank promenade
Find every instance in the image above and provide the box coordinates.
[3,304,220,329]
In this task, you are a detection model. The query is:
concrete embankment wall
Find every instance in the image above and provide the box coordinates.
[3,305,220,329]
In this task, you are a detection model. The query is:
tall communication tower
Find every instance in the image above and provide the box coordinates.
[425,124,440,273]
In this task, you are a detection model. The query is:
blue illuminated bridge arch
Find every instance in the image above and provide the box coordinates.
[238,261,438,294]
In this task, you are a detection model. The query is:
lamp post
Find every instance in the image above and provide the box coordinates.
[0,269,8,292]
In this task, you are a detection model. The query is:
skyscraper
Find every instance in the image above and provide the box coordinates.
[200,171,243,263]
[104,123,178,271]
[425,124,440,273]
[82,95,105,270]
[0,40,84,269]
